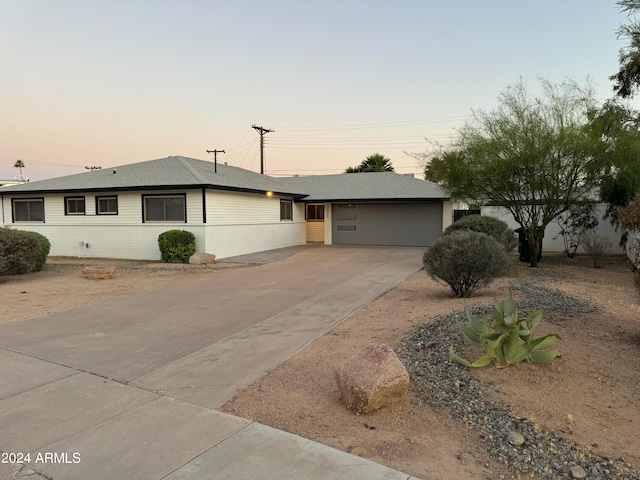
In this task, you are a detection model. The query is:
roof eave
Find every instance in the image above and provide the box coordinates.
[297,197,450,203]
[0,183,308,199]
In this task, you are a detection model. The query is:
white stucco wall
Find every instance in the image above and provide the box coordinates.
[481,205,625,254]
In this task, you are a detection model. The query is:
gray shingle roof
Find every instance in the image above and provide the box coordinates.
[0,156,449,201]
[0,156,305,197]
[278,172,448,202]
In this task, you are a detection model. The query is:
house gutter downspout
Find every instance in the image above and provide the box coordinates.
[201,188,206,224]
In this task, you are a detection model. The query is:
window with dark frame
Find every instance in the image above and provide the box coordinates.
[280,199,292,221]
[306,204,324,221]
[13,198,44,222]
[143,194,186,222]
[96,196,118,215]
[65,196,86,215]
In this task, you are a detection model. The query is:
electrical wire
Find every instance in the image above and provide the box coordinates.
[273,116,469,131]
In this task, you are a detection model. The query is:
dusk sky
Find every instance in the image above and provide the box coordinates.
[0,1,631,181]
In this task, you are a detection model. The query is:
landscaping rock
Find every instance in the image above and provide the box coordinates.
[83,265,116,280]
[396,278,640,480]
[508,431,525,446]
[570,465,587,479]
[189,252,216,265]
[334,343,409,414]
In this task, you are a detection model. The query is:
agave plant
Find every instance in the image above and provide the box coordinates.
[450,290,560,368]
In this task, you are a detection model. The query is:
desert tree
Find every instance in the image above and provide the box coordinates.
[418,79,606,267]
[587,100,640,238]
[611,0,640,98]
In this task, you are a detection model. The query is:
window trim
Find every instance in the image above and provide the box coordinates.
[64,196,86,216]
[142,193,187,223]
[96,195,119,215]
[12,198,45,223]
[305,203,325,222]
[280,199,293,221]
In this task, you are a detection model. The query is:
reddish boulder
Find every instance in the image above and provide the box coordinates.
[189,252,216,265]
[83,265,116,280]
[334,343,409,413]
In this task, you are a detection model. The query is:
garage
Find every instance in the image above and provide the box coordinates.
[283,171,450,247]
[332,202,443,246]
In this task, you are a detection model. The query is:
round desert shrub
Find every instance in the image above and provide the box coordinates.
[444,215,517,252]
[0,227,39,275]
[423,230,511,298]
[158,229,196,263]
[19,231,51,271]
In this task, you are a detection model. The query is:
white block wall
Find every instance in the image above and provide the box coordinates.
[481,205,625,254]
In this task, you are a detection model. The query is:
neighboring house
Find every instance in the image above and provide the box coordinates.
[0,156,450,260]
[0,179,27,188]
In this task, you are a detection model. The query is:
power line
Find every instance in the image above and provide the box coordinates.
[268,144,433,150]
[237,138,259,170]
[229,129,252,151]
[274,116,469,131]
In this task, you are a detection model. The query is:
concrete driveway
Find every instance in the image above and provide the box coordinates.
[0,246,424,480]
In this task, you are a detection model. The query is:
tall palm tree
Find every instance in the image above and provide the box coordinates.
[14,159,25,178]
[345,153,394,173]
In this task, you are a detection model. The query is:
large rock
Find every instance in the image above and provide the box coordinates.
[334,343,409,414]
[189,252,216,265]
[83,265,116,280]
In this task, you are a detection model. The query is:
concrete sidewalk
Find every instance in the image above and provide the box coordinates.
[0,246,423,480]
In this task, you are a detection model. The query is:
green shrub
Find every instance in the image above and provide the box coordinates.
[19,231,51,271]
[450,290,560,368]
[158,230,196,263]
[444,215,517,252]
[423,230,511,298]
[0,227,38,275]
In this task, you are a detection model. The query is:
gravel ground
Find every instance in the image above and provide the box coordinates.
[397,278,640,480]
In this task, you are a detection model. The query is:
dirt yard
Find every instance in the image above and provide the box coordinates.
[0,257,248,323]
[1,253,639,479]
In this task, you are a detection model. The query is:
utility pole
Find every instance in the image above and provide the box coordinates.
[206,149,225,173]
[252,124,274,174]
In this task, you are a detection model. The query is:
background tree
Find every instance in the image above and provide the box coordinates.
[611,0,640,98]
[345,153,394,173]
[419,79,605,267]
[14,159,25,178]
[553,204,599,258]
[587,100,640,237]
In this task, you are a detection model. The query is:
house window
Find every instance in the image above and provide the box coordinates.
[280,199,292,221]
[96,196,118,215]
[143,194,186,222]
[306,204,324,221]
[65,196,86,215]
[13,198,44,222]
